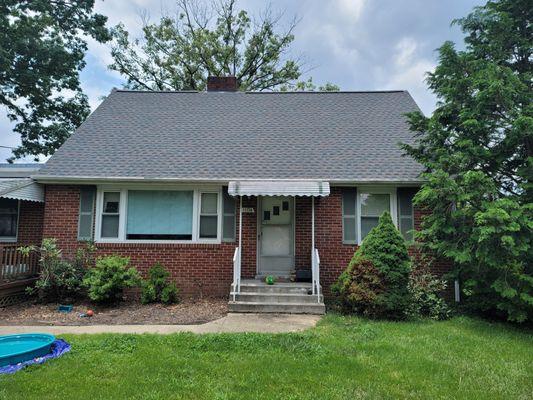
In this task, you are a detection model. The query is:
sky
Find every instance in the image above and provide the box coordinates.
[0,0,486,163]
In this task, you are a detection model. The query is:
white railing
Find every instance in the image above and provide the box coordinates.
[311,248,321,303]
[232,246,241,301]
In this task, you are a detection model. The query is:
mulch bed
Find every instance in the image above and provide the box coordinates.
[0,298,228,326]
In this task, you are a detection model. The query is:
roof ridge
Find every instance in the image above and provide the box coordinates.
[113,89,407,94]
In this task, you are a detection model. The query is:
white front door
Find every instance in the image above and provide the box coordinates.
[257,196,294,277]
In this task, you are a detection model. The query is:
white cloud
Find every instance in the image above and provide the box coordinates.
[335,0,366,21]
[378,36,436,115]
[395,37,418,67]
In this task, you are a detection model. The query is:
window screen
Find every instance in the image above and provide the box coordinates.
[127,190,193,240]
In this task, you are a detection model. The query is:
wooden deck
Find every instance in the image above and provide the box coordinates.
[0,245,40,306]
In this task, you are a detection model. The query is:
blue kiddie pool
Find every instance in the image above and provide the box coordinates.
[0,334,55,367]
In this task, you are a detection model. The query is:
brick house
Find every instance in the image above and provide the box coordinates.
[7,77,452,313]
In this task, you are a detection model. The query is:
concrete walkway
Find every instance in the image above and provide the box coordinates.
[0,313,321,335]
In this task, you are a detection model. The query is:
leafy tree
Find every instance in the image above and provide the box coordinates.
[403,0,532,322]
[280,77,340,92]
[1,0,110,161]
[334,212,412,319]
[109,0,336,91]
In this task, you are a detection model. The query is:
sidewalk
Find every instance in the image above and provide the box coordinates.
[0,313,321,335]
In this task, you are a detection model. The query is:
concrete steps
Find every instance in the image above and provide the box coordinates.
[229,280,325,315]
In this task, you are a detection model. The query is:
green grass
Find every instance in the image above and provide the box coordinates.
[1,315,531,399]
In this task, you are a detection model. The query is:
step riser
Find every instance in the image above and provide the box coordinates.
[233,293,323,304]
[228,303,325,315]
[239,286,312,294]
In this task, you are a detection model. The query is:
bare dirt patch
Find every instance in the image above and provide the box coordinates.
[0,298,228,326]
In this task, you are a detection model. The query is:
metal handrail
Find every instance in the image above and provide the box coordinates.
[232,246,241,301]
[312,248,321,303]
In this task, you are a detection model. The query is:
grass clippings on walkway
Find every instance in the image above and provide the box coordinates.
[0,315,531,399]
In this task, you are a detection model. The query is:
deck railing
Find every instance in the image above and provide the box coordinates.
[232,246,241,301]
[0,245,40,284]
[311,248,320,302]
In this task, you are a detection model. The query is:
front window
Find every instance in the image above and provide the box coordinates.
[127,190,193,240]
[360,193,391,240]
[96,187,224,242]
[0,198,18,240]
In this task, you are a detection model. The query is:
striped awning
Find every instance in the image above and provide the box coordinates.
[228,180,330,197]
[0,178,44,202]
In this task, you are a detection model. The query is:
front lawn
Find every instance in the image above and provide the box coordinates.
[1,315,531,399]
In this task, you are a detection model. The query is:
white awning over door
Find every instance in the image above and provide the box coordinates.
[0,178,44,202]
[228,180,330,197]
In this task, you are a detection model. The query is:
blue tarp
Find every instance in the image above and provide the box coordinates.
[0,339,71,374]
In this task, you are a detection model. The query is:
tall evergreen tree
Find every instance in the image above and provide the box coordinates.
[403,0,532,322]
[1,0,109,161]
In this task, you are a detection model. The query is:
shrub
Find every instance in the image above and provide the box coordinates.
[24,239,87,302]
[83,255,141,303]
[333,211,411,319]
[332,257,386,317]
[141,263,179,305]
[406,268,451,320]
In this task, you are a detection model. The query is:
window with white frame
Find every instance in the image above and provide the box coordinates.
[342,187,398,244]
[96,187,224,242]
[360,193,391,240]
[199,192,218,239]
[100,192,120,238]
[0,198,19,241]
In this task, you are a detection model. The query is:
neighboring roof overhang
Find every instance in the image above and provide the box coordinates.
[228,180,330,197]
[0,179,44,202]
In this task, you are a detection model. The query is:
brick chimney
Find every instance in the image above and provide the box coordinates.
[206,76,238,92]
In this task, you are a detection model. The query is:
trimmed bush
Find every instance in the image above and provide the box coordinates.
[334,211,412,319]
[83,255,141,303]
[141,263,179,305]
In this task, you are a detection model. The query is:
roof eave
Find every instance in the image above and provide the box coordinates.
[32,175,425,186]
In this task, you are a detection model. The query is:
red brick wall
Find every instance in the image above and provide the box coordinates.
[43,185,238,297]
[314,188,357,294]
[42,185,452,298]
[15,200,44,246]
[314,187,453,295]
[240,197,257,279]
[295,197,312,270]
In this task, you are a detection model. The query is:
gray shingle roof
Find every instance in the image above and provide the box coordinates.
[35,90,424,182]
